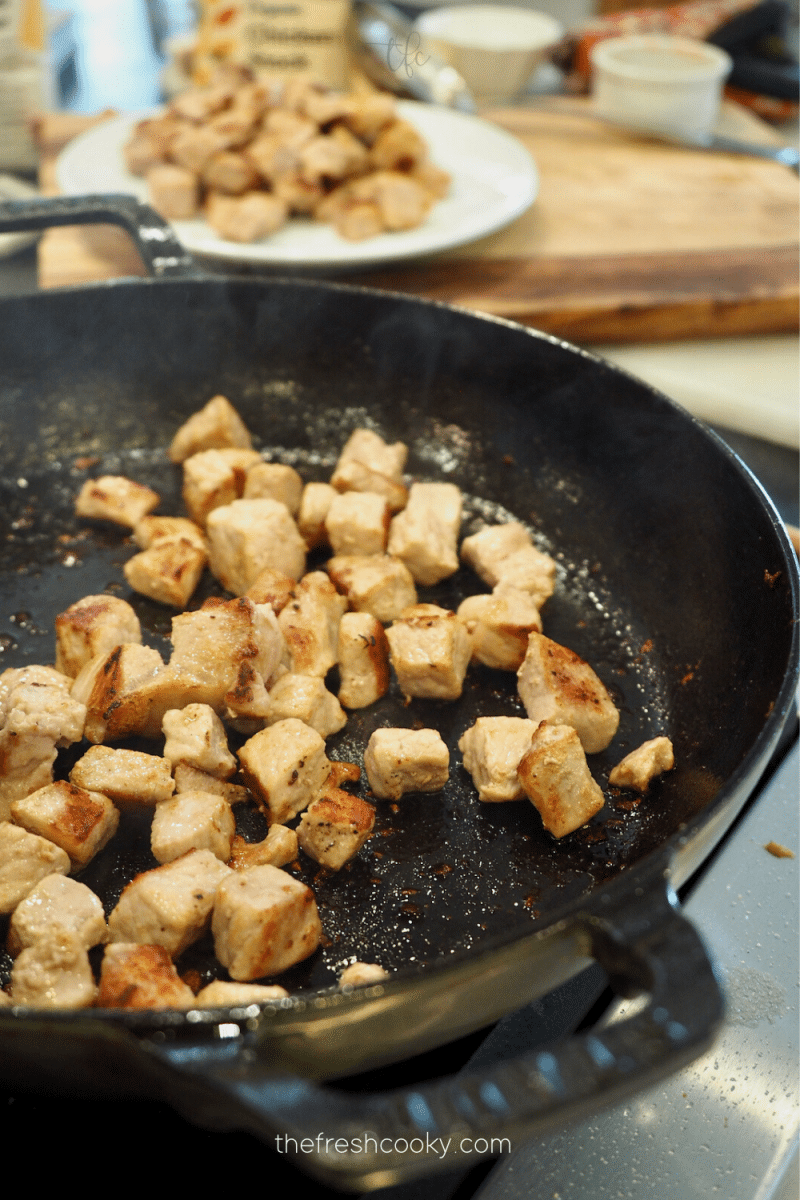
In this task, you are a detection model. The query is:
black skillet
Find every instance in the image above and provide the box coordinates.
[0,196,797,1190]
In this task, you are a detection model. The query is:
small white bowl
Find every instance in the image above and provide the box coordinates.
[414,5,563,105]
[590,34,732,139]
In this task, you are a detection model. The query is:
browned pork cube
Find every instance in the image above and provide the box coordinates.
[458,716,536,803]
[265,673,347,739]
[123,537,208,608]
[0,664,87,814]
[228,825,298,871]
[194,980,289,1006]
[609,737,675,792]
[75,474,159,527]
[297,789,375,870]
[386,603,471,701]
[170,123,227,173]
[330,429,408,512]
[364,727,449,801]
[457,587,542,671]
[325,490,390,557]
[147,163,200,219]
[461,522,556,609]
[243,462,303,514]
[182,448,246,526]
[388,482,461,586]
[10,779,119,871]
[54,594,142,678]
[205,191,288,243]
[337,612,390,709]
[206,498,307,593]
[134,514,209,553]
[238,718,331,824]
[162,703,237,779]
[97,943,195,1009]
[8,874,107,956]
[369,119,428,171]
[10,933,97,1009]
[278,572,348,677]
[202,149,259,195]
[169,394,252,464]
[339,961,389,987]
[298,481,337,549]
[517,632,620,754]
[0,822,70,914]
[70,745,175,808]
[245,566,297,613]
[212,864,322,980]
[333,201,384,242]
[517,723,605,838]
[327,554,417,623]
[351,171,433,231]
[150,790,236,864]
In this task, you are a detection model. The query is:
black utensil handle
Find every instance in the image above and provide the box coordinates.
[148,861,724,1190]
[0,193,204,279]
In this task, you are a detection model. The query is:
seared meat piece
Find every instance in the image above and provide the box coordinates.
[517,632,620,754]
[182,447,246,526]
[278,571,348,677]
[162,703,237,779]
[368,119,428,171]
[97,943,196,1009]
[298,481,337,549]
[298,131,367,185]
[245,566,297,614]
[124,537,208,608]
[337,612,390,710]
[205,191,289,243]
[0,823,70,914]
[385,603,471,701]
[212,864,322,980]
[246,131,301,183]
[228,825,298,871]
[461,522,556,610]
[457,587,542,671]
[348,170,434,231]
[342,92,396,142]
[388,482,462,586]
[325,490,391,557]
[364,727,450,801]
[458,716,537,803]
[207,498,307,593]
[169,123,227,173]
[11,780,119,871]
[265,673,347,739]
[238,717,331,825]
[173,764,250,805]
[10,933,97,1009]
[297,788,375,870]
[609,736,674,792]
[194,980,289,1006]
[168,394,253,464]
[0,665,86,814]
[150,790,236,864]
[330,428,408,513]
[146,163,200,219]
[8,874,107,956]
[327,553,417,623]
[243,462,303,514]
[170,84,234,123]
[339,961,389,987]
[55,594,142,678]
[134,515,208,553]
[75,474,159,527]
[517,723,605,838]
[107,849,231,957]
[69,745,175,808]
[333,201,383,242]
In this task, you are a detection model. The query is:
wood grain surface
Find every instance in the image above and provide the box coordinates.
[36,98,799,344]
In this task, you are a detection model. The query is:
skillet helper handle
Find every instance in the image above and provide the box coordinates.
[0,193,203,279]
[149,863,724,1191]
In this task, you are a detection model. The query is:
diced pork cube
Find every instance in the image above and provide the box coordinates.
[10,933,97,1009]
[75,475,159,528]
[170,84,234,123]
[325,490,390,557]
[229,825,298,871]
[162,703,237,779]
[0,822,70,914]
[330,429,408,513]
[10,780,119,870]
[238,718,331,825]
[173,763,250,805]
[0,664,86,815]
[182,448,246,526]
[245,566,297,614]
[327,554,417,623]
[151,790,236,864]
[298,481,337,549]
[385,603,471,701]
[265,673,347,738]
[97,943,196,1009]
[107,849,231,957]
[332,200,383,242]
[278,571,348,677]
[7,874,107,956]
[55,594,142,678]
[212,864,322,980]
[337,612,390,709]
[205,191,288,242]
[169,395,252,464]
[243,462,303,514]
[202,149,259,194]
[364,727,449,800]
[458,716,536,802]
[369,119,428,171]
[207,498,307,594]
[461,523,556,609]
[194,980,289,1006]
[349,170,433,231]
[609,737,675,793]
[517,723,605,838]
[388,482,461,586]
[339,961,389,987]
[169,123,227,172]
[147,163,200,219]
[457,587,542,671]
[70,745,175,808]
[134,515,209,553]
[342,91,396,142]
[517,632,620,754]
[124,538,208,608]
[297,788,375,870]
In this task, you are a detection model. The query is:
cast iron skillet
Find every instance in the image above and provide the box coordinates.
[0,197,797,1190]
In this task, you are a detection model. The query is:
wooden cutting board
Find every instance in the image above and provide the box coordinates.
[36,98,799,345]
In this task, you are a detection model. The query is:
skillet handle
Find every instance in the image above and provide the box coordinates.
[147,862,724,1191]
[0,193,204,279]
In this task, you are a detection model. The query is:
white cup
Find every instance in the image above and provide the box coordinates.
[590,35,732,139]
[414,5,563,106]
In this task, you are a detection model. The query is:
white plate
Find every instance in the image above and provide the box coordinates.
[55,101,537,269]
